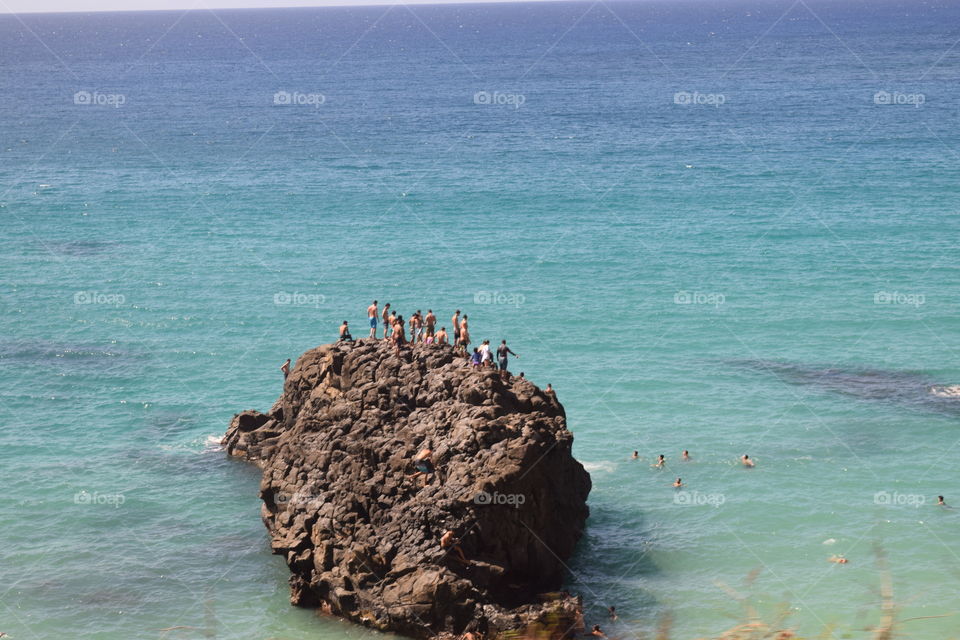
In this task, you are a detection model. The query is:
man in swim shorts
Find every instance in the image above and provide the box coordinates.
[381,303,391,338]
[367,300,378,338]
[280,358,291,379]
[407,448,434,486]
[496,340,518,379]
[425,309,436,338]
[435,327,448,345]
[451,310,461,346]
[339,321,353,341]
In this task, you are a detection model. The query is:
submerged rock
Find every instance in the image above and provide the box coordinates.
[223,338,591,639]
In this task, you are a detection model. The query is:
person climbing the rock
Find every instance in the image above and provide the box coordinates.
[367,300,378,338]
[407,448,434,486]
[440,529,469,564]
[280,358,291,379]
[339,321,353,341]
[425,309,436,338]
[496,340,518,380]
[381,303,391,339]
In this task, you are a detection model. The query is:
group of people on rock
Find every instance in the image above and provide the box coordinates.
[349,301,522,378]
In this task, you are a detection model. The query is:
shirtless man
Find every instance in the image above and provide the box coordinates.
[459,315,470,350]
[631,451,639,460]
[367,300,378,339]
[410,311,423,344]
[545,383,555,396]
[280,358,291,379]
[741,454,755,468]
[387,309,397,338]
[451,310,461,345]
[435,327,448,345]
[653,454,665,469]
[407,448,434,486]
[425,309,436,338]
[339,321,353,341]
[589,625,606,638]
[682,450,691,461]
[828,555,849,564]
[673,477,683,487]
[392,315,406,356]
[381,303,391,339]
[440,529,469,564]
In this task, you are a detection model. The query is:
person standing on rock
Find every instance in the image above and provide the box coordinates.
[367,301,378,339]
[387,308,398,339]
[425,309,436,339]
[496,340,518,379]
[339,321,353,341]
[381,303,391,339]
[410,311,423,344]
[459,315,470,351]
[451,310,461,345]
[280,358,291,379]
[392,315,406,356]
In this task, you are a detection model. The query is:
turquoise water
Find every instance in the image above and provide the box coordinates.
[2,1,960,637]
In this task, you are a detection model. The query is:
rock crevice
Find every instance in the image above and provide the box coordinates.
[224,339,591,638]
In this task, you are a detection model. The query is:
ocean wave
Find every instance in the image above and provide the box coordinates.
[929,385,960,398]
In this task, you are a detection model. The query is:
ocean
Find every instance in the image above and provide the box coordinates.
[2,0,959,637]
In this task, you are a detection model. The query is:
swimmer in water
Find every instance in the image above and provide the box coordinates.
[607,606,617,621]
[653,454,665,469]
[938,495,947,506]
[682,450,690,461]
[741,454,755,468]
[673,477,683,487]
[589,625,606,638]
[829,555,849,564]
[631,451,639,460]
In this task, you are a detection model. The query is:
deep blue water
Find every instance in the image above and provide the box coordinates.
[2,1,960,638]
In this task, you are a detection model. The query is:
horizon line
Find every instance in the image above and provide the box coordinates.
[0,0,649,17]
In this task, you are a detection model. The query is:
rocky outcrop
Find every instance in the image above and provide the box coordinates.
[223,338,592,639]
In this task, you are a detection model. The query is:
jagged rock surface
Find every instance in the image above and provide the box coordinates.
[224,339,591,638]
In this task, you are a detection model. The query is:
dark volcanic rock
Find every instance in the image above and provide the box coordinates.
[224,339,591,639]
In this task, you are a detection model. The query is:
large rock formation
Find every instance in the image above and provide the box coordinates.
[223,338,591,639]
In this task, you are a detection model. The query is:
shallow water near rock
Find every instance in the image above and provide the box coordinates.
[3,1,960,638]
